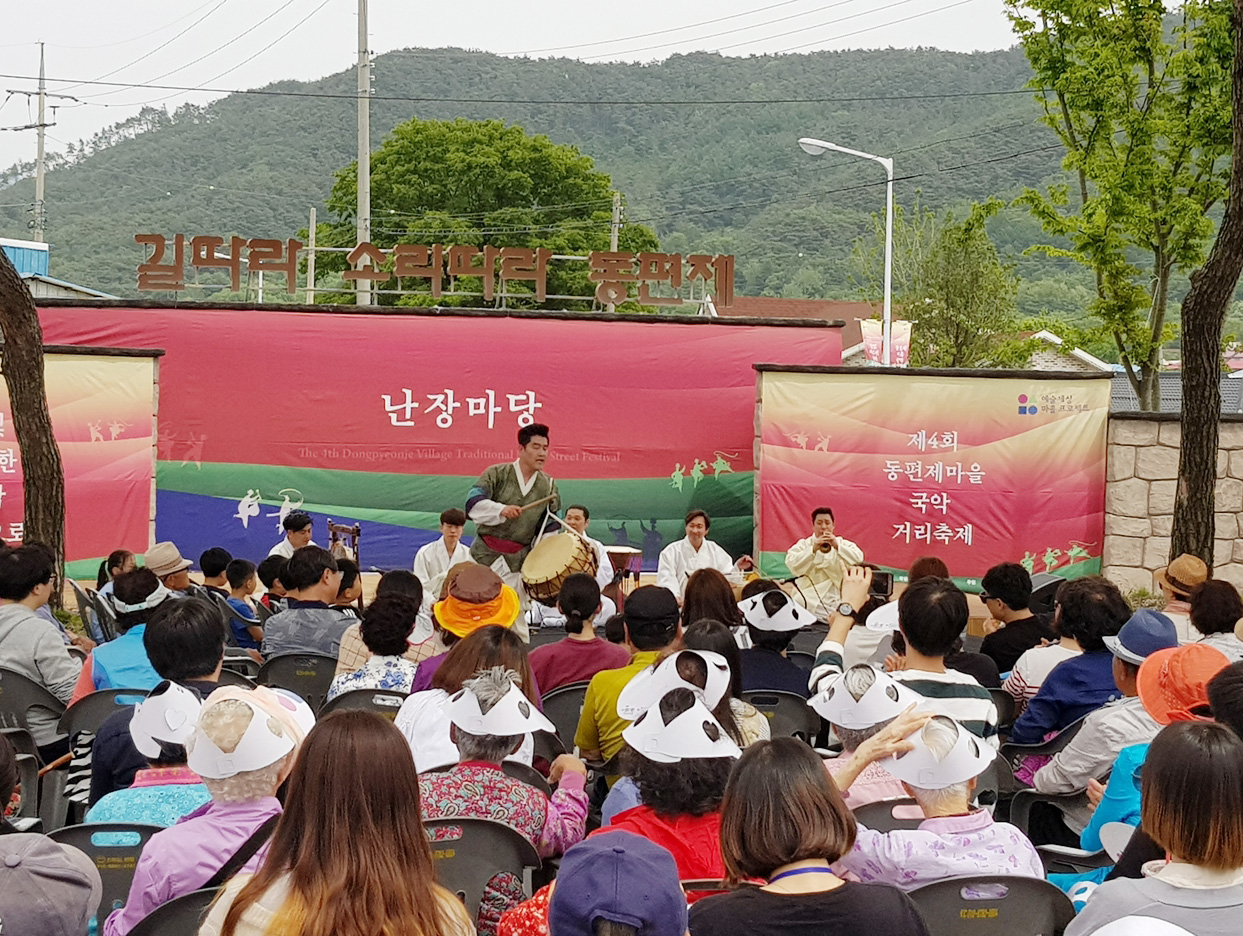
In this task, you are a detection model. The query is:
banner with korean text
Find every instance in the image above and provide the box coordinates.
[0,351,157,574]
[756,368,1111,587]
[38,305,839,572]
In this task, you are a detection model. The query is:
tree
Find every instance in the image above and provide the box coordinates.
[1171,0,1243,570]
[1006,0,1233,410]
[0,249,66,597]
[315,118,658,309]
[852,199,1035,367]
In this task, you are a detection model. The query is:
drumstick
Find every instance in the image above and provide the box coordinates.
[517,494,558,514]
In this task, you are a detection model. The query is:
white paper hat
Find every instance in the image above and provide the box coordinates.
[187,695,297,779]
[443,679,555,736]
[622,692,742,764]
[809,666,920,729]
[737,590,819,632]
[864,600,901,632]
[266,687,317,739]
[882,715,996,788]
[616,650,732,720]
[130,681,202,758]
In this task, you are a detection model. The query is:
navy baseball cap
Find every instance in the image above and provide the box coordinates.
[548,831,688,936]
[1105,609,1180,666]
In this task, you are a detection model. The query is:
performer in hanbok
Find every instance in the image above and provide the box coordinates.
[784,506,864,621]
[656,509,753,603]
[411,508,473,638]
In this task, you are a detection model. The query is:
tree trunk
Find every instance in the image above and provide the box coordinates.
[0,249,65,600]
[1171,2,1243,572]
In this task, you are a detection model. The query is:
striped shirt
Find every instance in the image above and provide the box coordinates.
[811,640,999,747]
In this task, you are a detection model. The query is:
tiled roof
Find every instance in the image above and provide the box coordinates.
[1110,372,1243,414]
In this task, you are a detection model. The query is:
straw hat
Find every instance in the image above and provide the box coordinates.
[1156,554,1208,599]
[144,541,192,578]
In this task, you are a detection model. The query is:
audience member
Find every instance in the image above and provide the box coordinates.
[689,736,930,936]
[602,688,741,889]
[334,571,425,677]
[1008,576,1131,745]
[260,546,350,657]
[104,685,313,935]
[224,559,264,651]
[410,564,520,691]
[602,611,626,645]
[376,568,423,600]
[832,714,1043,889]
[810,664,916,808]
[144,541,194,594]
[421,666,589,935]
[90,597,225,803]
[255,556,287,613]
[398,560,477,666]
[71,568,169,704]
[529,572,630,693]
[575,585,681,766]
[395,625,540,771]
[1028,610,1178,846]
[0,543,81,763]
[682,567,745,633]
[326,594,422,700]
[1156,553,1209,642]
[1003,618,1085,713]
[783,506,865,622]
[0,734,102,936]
[979,561,1057,672]
[811,567,999,746]
[683,618,771,745]
[199,711,472,936]
[1190,579,1243,662]
[96,548,136,598]
[656,510,749,602]
[199,547,233,597]
[842,557,941,670]
[412,507,471,625]
[85,681,209,826]
[738,588,818,697]
[331,557,362,613]
[268,509,315,559]
[1066,722,1243,936]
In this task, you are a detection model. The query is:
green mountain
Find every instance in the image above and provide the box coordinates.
[1,46,1090,317]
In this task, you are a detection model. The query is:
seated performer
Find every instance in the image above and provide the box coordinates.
[467,423,559,639]
[412,508,472,636]
[784,507,864,621]
[656,509,752,603]
[563,504,617,596]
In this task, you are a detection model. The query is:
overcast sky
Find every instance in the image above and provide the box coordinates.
[0,0,1017,173]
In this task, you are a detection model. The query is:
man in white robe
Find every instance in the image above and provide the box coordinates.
[784,506,864,621]
[411,507,473,640]
[656,509,752,603]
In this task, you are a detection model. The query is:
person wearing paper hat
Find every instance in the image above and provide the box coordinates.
[831,713,1044,891]
[85,680,211,828]
[1026,610,1180,845]
[420,666,590,889]
[617,649,733,720]
[597,688,739,887]
[737,588,818,698]
[810,664,918,808]
[103,685,313,936]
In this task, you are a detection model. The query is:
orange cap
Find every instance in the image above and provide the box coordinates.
[1137,643,1230,725]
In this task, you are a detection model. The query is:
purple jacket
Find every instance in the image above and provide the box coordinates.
[103,797,281,936]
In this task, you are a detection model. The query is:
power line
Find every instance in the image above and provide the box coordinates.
[43,1,227,51]
[768,0,978,54]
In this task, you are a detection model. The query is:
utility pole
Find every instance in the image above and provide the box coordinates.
[306,207,317,304]
[356,0,372,306]
[32,43,47,243]
[606,191,621,314]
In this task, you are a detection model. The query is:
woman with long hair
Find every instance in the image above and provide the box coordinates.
[201,710,472,936]
[683,568,745,631]
[97,549,136,594]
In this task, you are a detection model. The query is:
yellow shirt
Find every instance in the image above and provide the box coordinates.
[574,650,662,763]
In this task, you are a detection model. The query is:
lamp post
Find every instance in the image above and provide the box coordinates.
[798,137,894,366]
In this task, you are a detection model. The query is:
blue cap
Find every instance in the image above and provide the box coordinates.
[548,831,688,936]
[1104,609,1180,666]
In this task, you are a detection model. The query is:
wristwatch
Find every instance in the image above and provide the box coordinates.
[835,602,856,617]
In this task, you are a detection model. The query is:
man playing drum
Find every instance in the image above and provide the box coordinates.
[467,422,560,637]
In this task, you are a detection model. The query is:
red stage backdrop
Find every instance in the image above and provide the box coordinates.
[756,368,1112,588]
[38,304,840,570]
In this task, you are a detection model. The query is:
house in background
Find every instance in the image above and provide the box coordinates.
[1,237,116,300]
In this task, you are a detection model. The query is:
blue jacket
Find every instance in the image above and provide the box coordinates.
[1009,650,1121,745]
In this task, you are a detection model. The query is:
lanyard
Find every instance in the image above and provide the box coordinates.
[768,867,835,883]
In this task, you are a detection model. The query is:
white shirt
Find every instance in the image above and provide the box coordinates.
[467,459,540,526]
[412,536,473,614]
[393,688,534,773]
[1003,642,1082,710]
[267,537,317,559]
[656,537,741,600]
[784,534,865,620]
[583,534,615,594]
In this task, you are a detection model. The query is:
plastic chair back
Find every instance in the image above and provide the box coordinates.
[58,689,148,739]
[1001,712,1090,764]
[907,875,1075,936]
[69,580,104,642]
[501,760,552,796]
[216,668,257,689]
[221,653,261,678]
[785,650,816,672]
[127,887,219,936]
[852,797,924,832]
[425,818,540,919]
[319,688,408,719]
[541,681,590,748]
[532,729,566,763]
[254,601,273,624]
[86,589,118,642]
[742,690,822,741]
[989,688,1016,732]
[0,666,68,760]
[49,822,164,922]
[256,652,340,711]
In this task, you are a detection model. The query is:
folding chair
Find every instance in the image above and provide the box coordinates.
[319,688,408,719]
[58,689,148,740]
[256,652,340,712]
[69,579,105,643]
[253,600,273,624]
[742,690,822,742]
[127,887,219,936]
[216,668,257,689]
[532,729,567,763]
[1000,713,1090,768]
[425,818,541,919]
[852,797,924,832]
[907,875,1075,936]
[989,688,1017,735]
[501,760,552,797]
[541,681,590,749]
[87,588,119,642]
[49,822,164,923]
[786,650,816,672]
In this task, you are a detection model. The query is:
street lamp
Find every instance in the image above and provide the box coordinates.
[798,137,894,366]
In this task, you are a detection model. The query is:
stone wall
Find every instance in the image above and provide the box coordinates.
[1104,415,1243,593]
